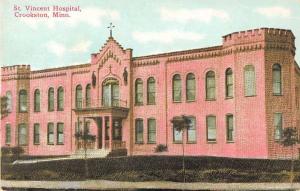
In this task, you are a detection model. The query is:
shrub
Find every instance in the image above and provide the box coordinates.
[1,146,24,161]
[202,168,240,182]
[1,147,11,156]
[154,144,168,152]
[34,170,60,180]
[11,146,24,158]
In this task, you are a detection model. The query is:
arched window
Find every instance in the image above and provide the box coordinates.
[48,88,54,111]
[34,89,40,112]
[244,65,256,96]
[86,84,91,108]
[147,77,155,105]
[186,73,196,101]
[225,68,233,98]
[172,74,181,102]
[135,79,143,105]
[272,64,282,95]
[57,87,64,110]
[102,78,119,107]
[6,91,12,112]
[75,85,82,109]
[206,71,216,100]
[19,90,27,112]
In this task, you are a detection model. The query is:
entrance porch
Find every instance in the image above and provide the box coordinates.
[73,106,129,154]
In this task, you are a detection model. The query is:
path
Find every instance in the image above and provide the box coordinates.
[2,180,300,190]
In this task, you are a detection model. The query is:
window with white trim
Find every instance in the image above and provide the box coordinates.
[147,118,156,143]
[207,115,216,142]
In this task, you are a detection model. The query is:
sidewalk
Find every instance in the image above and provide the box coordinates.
[2,180,300,190]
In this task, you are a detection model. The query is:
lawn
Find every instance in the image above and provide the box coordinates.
[2,155,300,182]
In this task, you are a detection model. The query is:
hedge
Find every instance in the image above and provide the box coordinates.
[2,155,299,182]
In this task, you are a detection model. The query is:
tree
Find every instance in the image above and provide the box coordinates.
[280,127,298,185]
[171,115,191,183]
[75,119,96,179]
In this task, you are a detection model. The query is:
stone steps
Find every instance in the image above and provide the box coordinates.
[71,149,110,158]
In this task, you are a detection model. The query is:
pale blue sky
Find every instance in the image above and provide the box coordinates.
[1,0,300,70]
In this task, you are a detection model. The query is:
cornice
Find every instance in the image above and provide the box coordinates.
[132,60,160,67]
[72,69,90,75]
[30,72,67,79]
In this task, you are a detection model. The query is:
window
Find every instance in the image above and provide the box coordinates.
[86,84,91,108]
[274,113,283,140]
[226,114,234,142]
[207,115,216,142]
[75,121,82,134]
[186,73,196,101]
[273,64,282,95]
[6,91,12,112]
[173,122,183,143]
[135,119,143,143]
[33,123,40,144]
[187,117,196,143]
[48,88,54,111]
[135,79,143,105]
[102,79,119,107]
[206,71,216,100]
[147,77,156,105]
[296,87,299,109]
[225,68,233,98]
[18,123,27,145]
[85,121,90,134]
[57,123,64,144]
[147,118,156,143]
[34,89,40,112]
[47,123,54,144]
[19,90,27,112]
[244,65,256,96]
[172,74,181,102]
[75,85,82,109]
[5,124,11,144]
[57,87,64,110]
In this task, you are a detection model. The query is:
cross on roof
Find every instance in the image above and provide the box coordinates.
[107,23,115,37]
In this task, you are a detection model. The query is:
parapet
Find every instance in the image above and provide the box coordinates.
[1,65,31,76]
[223,28,295,47]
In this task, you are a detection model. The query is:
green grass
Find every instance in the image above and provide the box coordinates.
[1,155,299,182]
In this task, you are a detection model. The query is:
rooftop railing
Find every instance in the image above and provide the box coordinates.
[75,98,128,110]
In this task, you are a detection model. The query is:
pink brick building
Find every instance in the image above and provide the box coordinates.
[1,28,300,159]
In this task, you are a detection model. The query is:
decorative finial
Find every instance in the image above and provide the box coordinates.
[107,22,115,38]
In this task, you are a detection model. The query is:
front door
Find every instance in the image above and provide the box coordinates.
[113,118,122,140]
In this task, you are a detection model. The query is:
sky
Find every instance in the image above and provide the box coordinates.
[1,0,300,70]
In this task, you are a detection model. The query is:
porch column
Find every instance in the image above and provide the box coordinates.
[102,116,105,149]
[109,116,113,150]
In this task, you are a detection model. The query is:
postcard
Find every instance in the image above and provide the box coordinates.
[1,0,300,190]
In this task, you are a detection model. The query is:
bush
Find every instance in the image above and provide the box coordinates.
[154,144,168,152]
[10,146,24,156]
[1,146,24,161]
[1,147,11,156]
